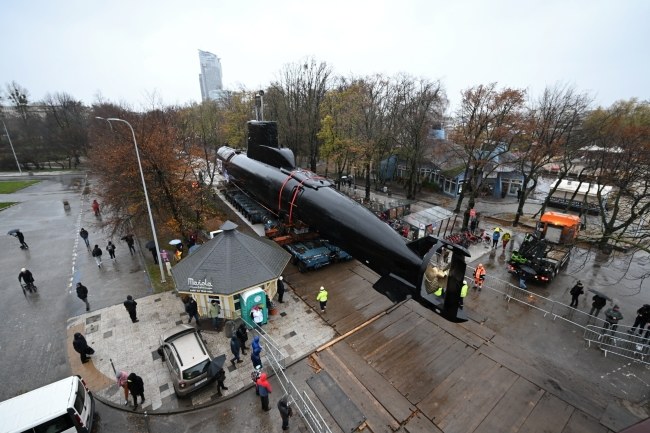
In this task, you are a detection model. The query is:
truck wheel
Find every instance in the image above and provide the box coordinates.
[298,262,307,273]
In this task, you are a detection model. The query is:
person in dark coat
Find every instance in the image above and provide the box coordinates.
[15,230,28,249]
[91,244,103,268]
[277,395,293,430]
[277,276,285,303]
[106,241,116,260]
[127,372,145,408]
[629,304,650,335]
[123,295,139,323]
[149,246,159,264]
[123,234,136,255]
[236,323,249,355]
[215,367,228,397]
[569,281,584,308]
[72,333,94,363]
[230,335,243,367]
[79,228,90,249]
[76,282,90,311]
[589,294,607,317]
[251,335,263,368]
[185,297,200,324]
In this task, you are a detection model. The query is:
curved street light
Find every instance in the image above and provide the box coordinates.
[95,116,166,283]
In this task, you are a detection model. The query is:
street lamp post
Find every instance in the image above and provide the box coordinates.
[2,120,22,174]
[96,116,166,283]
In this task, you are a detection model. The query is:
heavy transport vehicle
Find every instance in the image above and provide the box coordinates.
[508,211,580,282]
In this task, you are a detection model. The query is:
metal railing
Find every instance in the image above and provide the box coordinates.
[251,322,333,433]
[465,265,650,365]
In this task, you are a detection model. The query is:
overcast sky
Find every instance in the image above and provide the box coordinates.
[1,0,648,111]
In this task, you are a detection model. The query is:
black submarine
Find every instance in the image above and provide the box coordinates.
[217,121,470,322]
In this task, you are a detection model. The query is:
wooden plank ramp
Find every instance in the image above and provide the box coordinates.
[306,369,366,433]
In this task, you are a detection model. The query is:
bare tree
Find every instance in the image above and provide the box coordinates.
[449,83,526,229]
[392,74,446,199]
[266,58,332,170]
[581,100,650,250]
[513,84,592,226]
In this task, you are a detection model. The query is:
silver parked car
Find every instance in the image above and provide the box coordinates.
[159,324,218,397]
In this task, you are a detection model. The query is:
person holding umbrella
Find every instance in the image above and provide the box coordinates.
[8,229,29,249]
[145,240,158,264]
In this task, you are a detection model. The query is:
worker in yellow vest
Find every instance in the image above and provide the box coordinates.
[460,280,469,309]
[433,286,444,297]
[316,286,328,313]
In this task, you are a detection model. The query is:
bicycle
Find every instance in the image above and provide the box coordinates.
[21,282,38,297]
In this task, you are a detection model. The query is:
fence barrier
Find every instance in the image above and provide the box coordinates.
[465,265,650,366]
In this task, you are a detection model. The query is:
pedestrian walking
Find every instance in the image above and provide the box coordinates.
[469,218,478,234]
[123,295,139,323]
[602,305,623,335]
[91,199,101,217]
[459,280,469,309]
[116,371,130,406]
[277,276,285,303]
[215,367,228,397]
[251,335,263,368]
[230,335,243,367]
[569,281,584,308]
[14,229,28,249]
[501,232,511,250]
[127,372,145,409]
[91,244,103,268]
[316,286,328,313]
[185,297,200,324]
[256,372,272,411]
[122,234,136,255]
[106,241,116,260]
[277,395,293,430]
[589,294,607,317]
[473,263,486,291]
[149,247,159,264]
[79,228,90,249]
[208,300,222,330]
[492,227,501,249]
[251,365,262,395]
[517,269,528,290]
[72,333,95,364]
[236,323,249,354]
[629,304,650,335]
[76,282,90,311]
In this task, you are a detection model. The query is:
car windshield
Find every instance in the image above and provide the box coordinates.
[183,360,210,380]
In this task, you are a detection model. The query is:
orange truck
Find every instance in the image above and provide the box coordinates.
[508,211,581,282]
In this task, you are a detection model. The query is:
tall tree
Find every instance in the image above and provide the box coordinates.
[513,85,591,226]
[41,92,88,169]
[266,58,332,170]
[392,74,446,199]
[90,105,204,238]
[582,100,650,250]
[449,83,526,229]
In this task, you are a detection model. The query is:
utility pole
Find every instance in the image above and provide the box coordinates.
[2,120,22,174]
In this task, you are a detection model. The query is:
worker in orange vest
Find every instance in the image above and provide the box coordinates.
[474,263,486,291]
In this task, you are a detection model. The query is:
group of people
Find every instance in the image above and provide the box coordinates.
[491,227,512,250]
[81,227,134,268]
[569,280,650,337]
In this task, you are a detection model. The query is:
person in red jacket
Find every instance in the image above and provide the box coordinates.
[256,372,272,411]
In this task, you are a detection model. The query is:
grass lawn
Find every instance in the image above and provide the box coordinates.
[0,202,16,210]
[0,180,40,194]
[146,263,176,293]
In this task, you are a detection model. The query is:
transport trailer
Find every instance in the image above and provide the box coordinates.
[285,239,353,272]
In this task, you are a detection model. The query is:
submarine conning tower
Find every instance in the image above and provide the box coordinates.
[247,120,295,170]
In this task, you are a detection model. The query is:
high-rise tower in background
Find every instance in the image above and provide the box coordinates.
[198,50,224,101]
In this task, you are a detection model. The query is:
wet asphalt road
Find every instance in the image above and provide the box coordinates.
[0,175,151,404]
